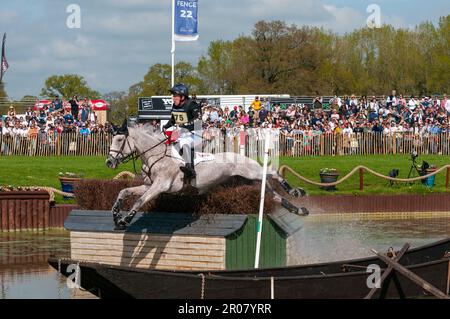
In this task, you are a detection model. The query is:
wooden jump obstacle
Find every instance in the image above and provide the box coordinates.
[64,209,304,271]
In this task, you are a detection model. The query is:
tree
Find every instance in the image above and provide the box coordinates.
[127,62,201,115]
[197,40,236,94]
[103,91,129,124]
[40,74,101,99]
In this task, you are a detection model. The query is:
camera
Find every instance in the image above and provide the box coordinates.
[410,150,418,160]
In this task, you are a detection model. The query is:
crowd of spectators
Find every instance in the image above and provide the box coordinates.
[0,96,113,139]
[200,91,450,137]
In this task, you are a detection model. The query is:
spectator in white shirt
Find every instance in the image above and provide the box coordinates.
[444,94,450,114]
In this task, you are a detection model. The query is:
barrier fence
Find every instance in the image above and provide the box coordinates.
[1,130,450,157]
[0,132,112,156]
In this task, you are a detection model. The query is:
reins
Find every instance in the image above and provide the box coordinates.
[110,131,172,178]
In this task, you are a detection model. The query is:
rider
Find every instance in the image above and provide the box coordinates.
[163,83,201,179]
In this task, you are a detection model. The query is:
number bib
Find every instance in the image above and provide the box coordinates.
[173,112,188,125]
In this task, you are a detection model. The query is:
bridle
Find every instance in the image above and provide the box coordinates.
[109,130,171,177]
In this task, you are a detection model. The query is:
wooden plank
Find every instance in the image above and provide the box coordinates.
[32,199,38,229]
[15,200,21,230]
[70,254,224,270]
[71,243,225,256]
[70,252,224,266]
[20,200,27,230]
[70,231,226,244]
[1,202,7,231]
[70,242,225,256]
[8,199,15,231]
[70,237,226,249]
[365,244,410,299]
[372,249,450,299]
[70,248,225,262]
[43,199,49,229]
[70,237,226,251]
[37,199,44,229]
[26,200,32,230]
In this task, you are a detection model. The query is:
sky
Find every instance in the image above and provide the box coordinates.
[0,0,449,100]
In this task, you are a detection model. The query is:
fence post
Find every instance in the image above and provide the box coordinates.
[359,168,364,191]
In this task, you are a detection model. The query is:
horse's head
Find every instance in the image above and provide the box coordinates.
[106,119,136,169]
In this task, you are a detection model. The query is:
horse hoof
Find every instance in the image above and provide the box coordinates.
[112,213,123,225]
[300,207,310,216]
[114,220,128,230]
[114,223,127,231]
[290,188,306,198]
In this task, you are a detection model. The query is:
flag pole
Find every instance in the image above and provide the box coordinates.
[255,129,271,269]
[0,33,6,83]
[171,0,176,87]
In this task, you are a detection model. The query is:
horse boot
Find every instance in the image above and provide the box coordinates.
[116,210,137,230]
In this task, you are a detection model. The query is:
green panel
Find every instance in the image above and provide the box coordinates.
[226,216,286,270]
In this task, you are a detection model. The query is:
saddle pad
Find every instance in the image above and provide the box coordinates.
[171,147,215,166]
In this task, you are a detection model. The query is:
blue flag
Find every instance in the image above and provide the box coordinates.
[174,0,199,42]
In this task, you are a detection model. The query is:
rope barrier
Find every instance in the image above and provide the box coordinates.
[279,164,450,187]
[112,171,136,180]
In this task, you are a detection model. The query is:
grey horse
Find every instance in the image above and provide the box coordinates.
[106,122,306,229]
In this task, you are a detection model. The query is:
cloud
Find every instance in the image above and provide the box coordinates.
[322,4,365,32]
[0,11,20,25]
[1,0,445,100]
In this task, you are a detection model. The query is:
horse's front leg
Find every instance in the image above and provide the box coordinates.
[112,185,149,226]
[116,180,171,229]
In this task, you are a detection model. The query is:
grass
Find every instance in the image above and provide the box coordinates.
[0,156,140,203]
[0,155,449,203]
[280,155,450,196]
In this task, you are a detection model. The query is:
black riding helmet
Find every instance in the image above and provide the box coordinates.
[169,83,189,98]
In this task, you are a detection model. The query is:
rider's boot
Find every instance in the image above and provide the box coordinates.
[180,145,196,179]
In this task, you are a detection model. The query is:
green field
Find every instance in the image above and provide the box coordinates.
[0,155,449,203]
[0,156,138,203]
[281,155,450,196]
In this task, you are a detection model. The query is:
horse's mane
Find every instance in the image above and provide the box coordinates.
[128,123,165,142]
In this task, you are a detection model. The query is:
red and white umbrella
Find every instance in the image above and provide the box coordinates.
[91,100,108,111]
[34,100,52,111]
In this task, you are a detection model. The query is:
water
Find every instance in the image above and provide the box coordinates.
[0,217,449,299]
[0,229,96,299]
[289,216,450,265]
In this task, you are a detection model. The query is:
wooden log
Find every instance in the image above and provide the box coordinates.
[365,244,410,299]
[371,248,450,299]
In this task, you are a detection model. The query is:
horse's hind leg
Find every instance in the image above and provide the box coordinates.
[266,179,307,216]
[270,170,306,198]
[112,185,149,226]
